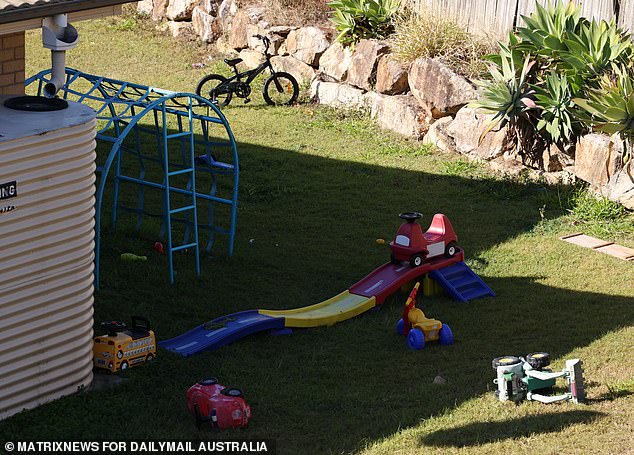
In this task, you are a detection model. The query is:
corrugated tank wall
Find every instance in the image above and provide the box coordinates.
[0,99,97,420]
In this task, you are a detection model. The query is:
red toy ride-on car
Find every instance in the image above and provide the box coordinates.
[186,378,251,430]
[390,212,459,267]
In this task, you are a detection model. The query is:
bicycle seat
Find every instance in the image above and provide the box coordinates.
[224,58,243,67]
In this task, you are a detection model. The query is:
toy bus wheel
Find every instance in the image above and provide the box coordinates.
[396,318,406,336]
[438,324,454,345]
[444,242,457,258]
[410,254,424,268]
[407,328,426,350]
[120,361,129,371]
[526,352,550,369]
[492,356,521,369]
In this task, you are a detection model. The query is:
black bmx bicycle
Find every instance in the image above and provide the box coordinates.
[196,35,299,107]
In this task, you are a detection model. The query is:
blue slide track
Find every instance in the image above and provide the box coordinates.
[159,310,285,357]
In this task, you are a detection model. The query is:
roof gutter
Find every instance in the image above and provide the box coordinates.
[0,0,136,25]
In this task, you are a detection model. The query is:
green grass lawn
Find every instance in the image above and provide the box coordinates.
[2,13,633,454]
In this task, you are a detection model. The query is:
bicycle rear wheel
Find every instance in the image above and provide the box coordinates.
[263,72,299,106]
[196,74,232,107]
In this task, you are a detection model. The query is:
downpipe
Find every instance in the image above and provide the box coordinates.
[42,14,78,98]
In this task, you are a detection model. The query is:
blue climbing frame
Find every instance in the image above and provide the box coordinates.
[26,68,239,287]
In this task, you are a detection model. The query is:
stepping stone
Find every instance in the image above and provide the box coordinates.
[560,233,634,261]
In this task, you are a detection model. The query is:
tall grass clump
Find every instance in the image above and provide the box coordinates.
[390,9,495,79]
[265,0,331,25]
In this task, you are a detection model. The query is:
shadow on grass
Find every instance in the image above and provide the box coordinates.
[1,136,632,455]
[420,410,605,447]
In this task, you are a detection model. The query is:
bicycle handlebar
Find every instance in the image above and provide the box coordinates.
[253,34,271,48]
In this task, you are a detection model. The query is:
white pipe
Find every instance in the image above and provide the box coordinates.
[44,50,65,98]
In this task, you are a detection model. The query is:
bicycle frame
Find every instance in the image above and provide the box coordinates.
[215,59,275,95]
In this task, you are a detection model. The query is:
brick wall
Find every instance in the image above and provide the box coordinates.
[0,32,25,95]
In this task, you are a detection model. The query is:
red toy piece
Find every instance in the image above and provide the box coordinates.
[186,378,251,430]
[153,241,165,254]
[390,213,458,267]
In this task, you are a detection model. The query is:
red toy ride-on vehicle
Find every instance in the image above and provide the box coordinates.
[390,212,459,267]
[186,378,251,430]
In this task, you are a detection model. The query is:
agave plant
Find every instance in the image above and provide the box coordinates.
[574,68,634,162]
[534,71,578,145]
[516,0,584,61]
[471,45,538,150]
[328,0,400,46]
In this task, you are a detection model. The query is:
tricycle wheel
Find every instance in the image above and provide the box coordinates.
[438,324,454,345]
[444,242,457,258]
[396,318,406,336]
[409,253,424,268]
[407,328,426,350]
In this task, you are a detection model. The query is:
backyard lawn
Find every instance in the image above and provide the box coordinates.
[1,13,633,454]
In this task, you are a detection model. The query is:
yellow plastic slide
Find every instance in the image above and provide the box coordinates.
[259,291,376,328]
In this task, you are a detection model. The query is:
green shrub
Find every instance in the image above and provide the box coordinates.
[473,0,634,162]
[328,0,400,46]
[390,9,495,79]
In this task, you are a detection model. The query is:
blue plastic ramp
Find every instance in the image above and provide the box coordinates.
[159,311,285,357]
[429,262,495,303]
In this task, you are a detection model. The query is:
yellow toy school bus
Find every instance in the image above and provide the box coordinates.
[93,317,157,372]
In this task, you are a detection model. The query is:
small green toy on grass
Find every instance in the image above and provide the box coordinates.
[121,253,147,262]
[492,353,586,404]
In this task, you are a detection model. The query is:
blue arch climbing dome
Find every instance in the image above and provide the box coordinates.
[26,68,239,287]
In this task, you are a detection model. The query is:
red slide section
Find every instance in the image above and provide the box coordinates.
[349,251,464,304]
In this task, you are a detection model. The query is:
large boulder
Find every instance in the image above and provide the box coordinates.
[269,25,298,37]
[198,0,221,15]
[166,0,198,21]
[137,0,153,16]
[270,55,316,84]
[217,0,238,29]
[151,0,168,21]
[375,54,408,95]
[238,49,265,68]
[168,20,195,39]
[228,11,251,50]
[423,116,454,152]
[409,58,476,118]
[445,107,507,160]
[192,6,222,43]
[370,94,432,138]
[319,42,352,82]
[574,134,634,209]
[286,27,331,67]
[310,80,367,108]
[347,40,390,91]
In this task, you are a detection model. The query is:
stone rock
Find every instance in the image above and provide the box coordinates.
[166,0,198,21]
[310,80,367,108]
[371,94,432,138]
[286,27,331,67]
[432,375,447,385]
[445,107,507,160]
[228,11,250,50]
[319,42,352,82]
[269,25,298,37]
[245,6,265,23]
[375,55,408,95]
[137,0,153,16]
[542,143,574,172]
[218,0,238,21]
[270,55,316,84]
[277,40,288,56]
[574,134,634,209]
[168,20,195,39]
[409,58,476,118]
[423,116,454,152]
[198,0,221,15]
[347,39,390,91]
[238,49,265,68]
[151,0,168,21]
[488,157,529,177]
[192,6,222,43]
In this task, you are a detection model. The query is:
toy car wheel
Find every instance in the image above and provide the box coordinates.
[221,387,243,397]
[120,361,129,371]
[492,356,521,369]
[410,254,424,268]
[396,318,406,336]
[526,352,550,369]
[438,324,454,345]
[407,328,426,350]
[444,242,457,258]
[146,354,154,362]
[199,377,219,386]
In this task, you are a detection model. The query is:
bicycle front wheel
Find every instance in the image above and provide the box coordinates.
[196,74,232,107]
[263,72,299,106]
